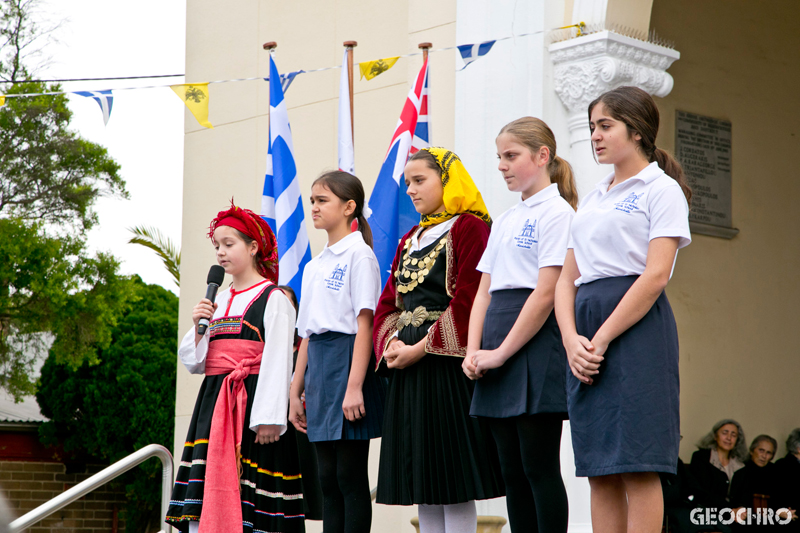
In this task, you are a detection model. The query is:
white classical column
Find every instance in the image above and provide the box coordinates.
[549,30,680,196]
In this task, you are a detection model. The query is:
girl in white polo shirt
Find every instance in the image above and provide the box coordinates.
[555,86,692,533]
[289,171,384,533]
[463,117,576,533]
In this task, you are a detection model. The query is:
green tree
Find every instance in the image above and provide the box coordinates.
[36,279,178,533]
[0,219,135,398]
[0,0,132,398]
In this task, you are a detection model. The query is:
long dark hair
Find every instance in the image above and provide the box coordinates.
[312,170,373,248]
[499,117,579,210]
[588,86,692,205]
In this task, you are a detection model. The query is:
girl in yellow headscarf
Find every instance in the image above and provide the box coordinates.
[373,147,504,532]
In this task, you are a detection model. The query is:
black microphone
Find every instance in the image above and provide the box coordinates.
[197,265,226,335]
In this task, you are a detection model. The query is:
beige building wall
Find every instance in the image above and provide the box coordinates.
[650,0,800,460]
[177,1,457,531]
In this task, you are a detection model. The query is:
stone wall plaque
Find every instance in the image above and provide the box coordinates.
[675,110,738,238]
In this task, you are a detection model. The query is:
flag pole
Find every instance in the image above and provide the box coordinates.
[344,41,357,147]
[263,42,277,109]
[419,42,432,62]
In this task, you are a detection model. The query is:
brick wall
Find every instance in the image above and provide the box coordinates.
[0,461,127,533]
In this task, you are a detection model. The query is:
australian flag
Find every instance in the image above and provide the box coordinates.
[367,58,430,287]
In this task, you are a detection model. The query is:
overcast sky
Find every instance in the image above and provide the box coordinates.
[38,0,187,295]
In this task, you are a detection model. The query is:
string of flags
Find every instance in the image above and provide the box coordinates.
[0,25,573,127]
[75,90,114,125]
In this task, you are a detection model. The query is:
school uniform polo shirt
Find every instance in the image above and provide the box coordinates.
[296,231,381,338]
[477,183,574,294]
[569,162,691,287]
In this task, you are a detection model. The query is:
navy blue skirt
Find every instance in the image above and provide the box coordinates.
[568,276,680,477]
[305,331,385,442]
[470,288,568,418]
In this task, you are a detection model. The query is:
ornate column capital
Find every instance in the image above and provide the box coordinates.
[549,30,680,118]
[548,30,680,197]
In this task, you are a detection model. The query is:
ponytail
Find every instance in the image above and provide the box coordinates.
[549,155,579,210]
[356,214,373,248]
[653,148,692,206]
[312,170,375,249]
[499,117,578,210]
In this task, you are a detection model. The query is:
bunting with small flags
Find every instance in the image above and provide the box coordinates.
[264,70,305,93]
[359,57,399,80]
[75,90,113,125]
[170,83,213,129]
[458,40,496,69]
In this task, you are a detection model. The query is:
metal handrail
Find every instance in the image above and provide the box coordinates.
[9,443,173,533]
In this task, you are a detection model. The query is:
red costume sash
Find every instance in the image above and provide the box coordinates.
[199,339,263,533]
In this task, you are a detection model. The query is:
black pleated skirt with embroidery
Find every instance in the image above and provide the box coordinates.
[376,322,506,505]
[166,373,306,532]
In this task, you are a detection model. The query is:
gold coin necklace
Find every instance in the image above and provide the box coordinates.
[394,233,446,294]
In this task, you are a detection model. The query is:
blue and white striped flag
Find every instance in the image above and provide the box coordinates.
[261,56,312,300]
[457,40,496,70]
[263,70,305,94]
[75,90,113,125]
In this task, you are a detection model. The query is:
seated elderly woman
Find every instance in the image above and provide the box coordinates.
[730,435,778,510]
[774,429,800,530]
[690,419,748,508]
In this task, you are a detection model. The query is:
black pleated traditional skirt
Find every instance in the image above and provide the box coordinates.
[377,322,506,505]
[568,276,680,477]
[470,288,568,419]
[305,331,385,442]
[166,373,305,532]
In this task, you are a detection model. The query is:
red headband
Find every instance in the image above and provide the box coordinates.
[208,201,279,284]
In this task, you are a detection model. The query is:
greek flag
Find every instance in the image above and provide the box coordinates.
[75,90,113,125]
[261,56,311,300]
[457,40,496,70]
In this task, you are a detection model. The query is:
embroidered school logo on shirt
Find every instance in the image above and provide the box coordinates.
[325,263,347,291]
[614,192,644,214]
[514,218,538,249]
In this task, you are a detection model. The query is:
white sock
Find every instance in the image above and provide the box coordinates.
[418,504,445,533]
[188,521,199,533]
[418,501,477,533]
[443,501,477,533]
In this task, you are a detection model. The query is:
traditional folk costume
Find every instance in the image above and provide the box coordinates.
[374,148,505,507]
[166,205,305,533]
[567,162,691,477]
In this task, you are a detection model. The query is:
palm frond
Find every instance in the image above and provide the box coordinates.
[127,225,181,288]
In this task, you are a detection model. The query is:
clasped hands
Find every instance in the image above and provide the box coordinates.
[462,348,508,380]
[565,333,608,385]
[384,338,425,369]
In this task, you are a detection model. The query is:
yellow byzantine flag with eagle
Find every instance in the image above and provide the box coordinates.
[359,57,400,80]
[171,83,213,129]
